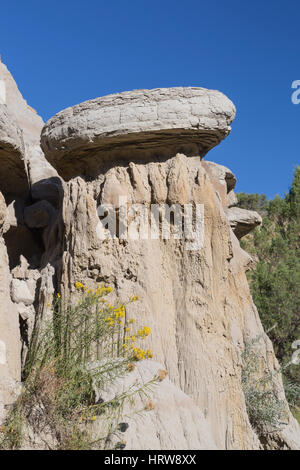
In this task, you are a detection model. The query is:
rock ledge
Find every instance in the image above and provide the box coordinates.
[41,87,236,179]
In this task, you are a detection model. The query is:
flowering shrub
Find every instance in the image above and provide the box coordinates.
[0,284,157,450]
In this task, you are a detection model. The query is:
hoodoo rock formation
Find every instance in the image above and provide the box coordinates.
[41,87,236,180]
[0,61,299,449]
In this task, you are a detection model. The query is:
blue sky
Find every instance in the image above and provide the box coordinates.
[1,0,299,198]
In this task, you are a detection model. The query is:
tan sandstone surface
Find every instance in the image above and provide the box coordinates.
[0,61,299,449]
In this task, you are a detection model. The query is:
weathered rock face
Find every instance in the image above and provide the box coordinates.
[0,61,57,189]
[55,153,299,450]
[0,65,299,450]
[0,105,27,199]
[226,206,262,239]
[93,360,217,450]
[0,191,21,422]
[41,87,236,180]
[41,89,299,450]
[0,63,60,422]
[202,160,237,208]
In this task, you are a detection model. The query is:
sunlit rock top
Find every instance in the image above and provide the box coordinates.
[41,87,236,179]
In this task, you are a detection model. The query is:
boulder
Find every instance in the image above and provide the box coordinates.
[41,87,236,179]
[11,255,41,281]
[31,177,64,209]
[11,278,36,305]
[11,255,29,279]
[226,206,262,239]
[24,200,55,228]
[202,160,237,207]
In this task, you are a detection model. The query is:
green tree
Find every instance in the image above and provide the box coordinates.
[236,167,300,410]
[236,192,268,213]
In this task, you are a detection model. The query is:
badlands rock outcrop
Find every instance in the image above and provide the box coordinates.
[0,62,59,415]
[0,61,299,449]
[0,224,21,423]
[201,160,237,208]
[0,61,57,188]
[226,206,263,239]
[0,105,27,199]
[93,360,217,450]
[41,87,235,180]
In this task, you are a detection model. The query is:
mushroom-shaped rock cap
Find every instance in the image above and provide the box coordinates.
[41,87,236,180]
[0,105,28,198]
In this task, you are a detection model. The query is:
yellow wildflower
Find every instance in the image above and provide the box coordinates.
[146,349,153,359]
[114,305,125,318]
[75,281,84,290]
[132,346,146,360]
[143,326,151,336]
[97,286,114,295]
[105,316,115,326]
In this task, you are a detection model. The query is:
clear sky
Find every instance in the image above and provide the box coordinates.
[1,0,299,198]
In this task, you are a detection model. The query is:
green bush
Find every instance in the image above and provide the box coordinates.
[241,335,286,434]
[237,167,300,411]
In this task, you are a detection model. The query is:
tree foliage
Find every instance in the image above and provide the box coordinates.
[237,167,300,408]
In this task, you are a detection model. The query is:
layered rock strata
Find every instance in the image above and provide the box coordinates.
[41,87,236,180]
